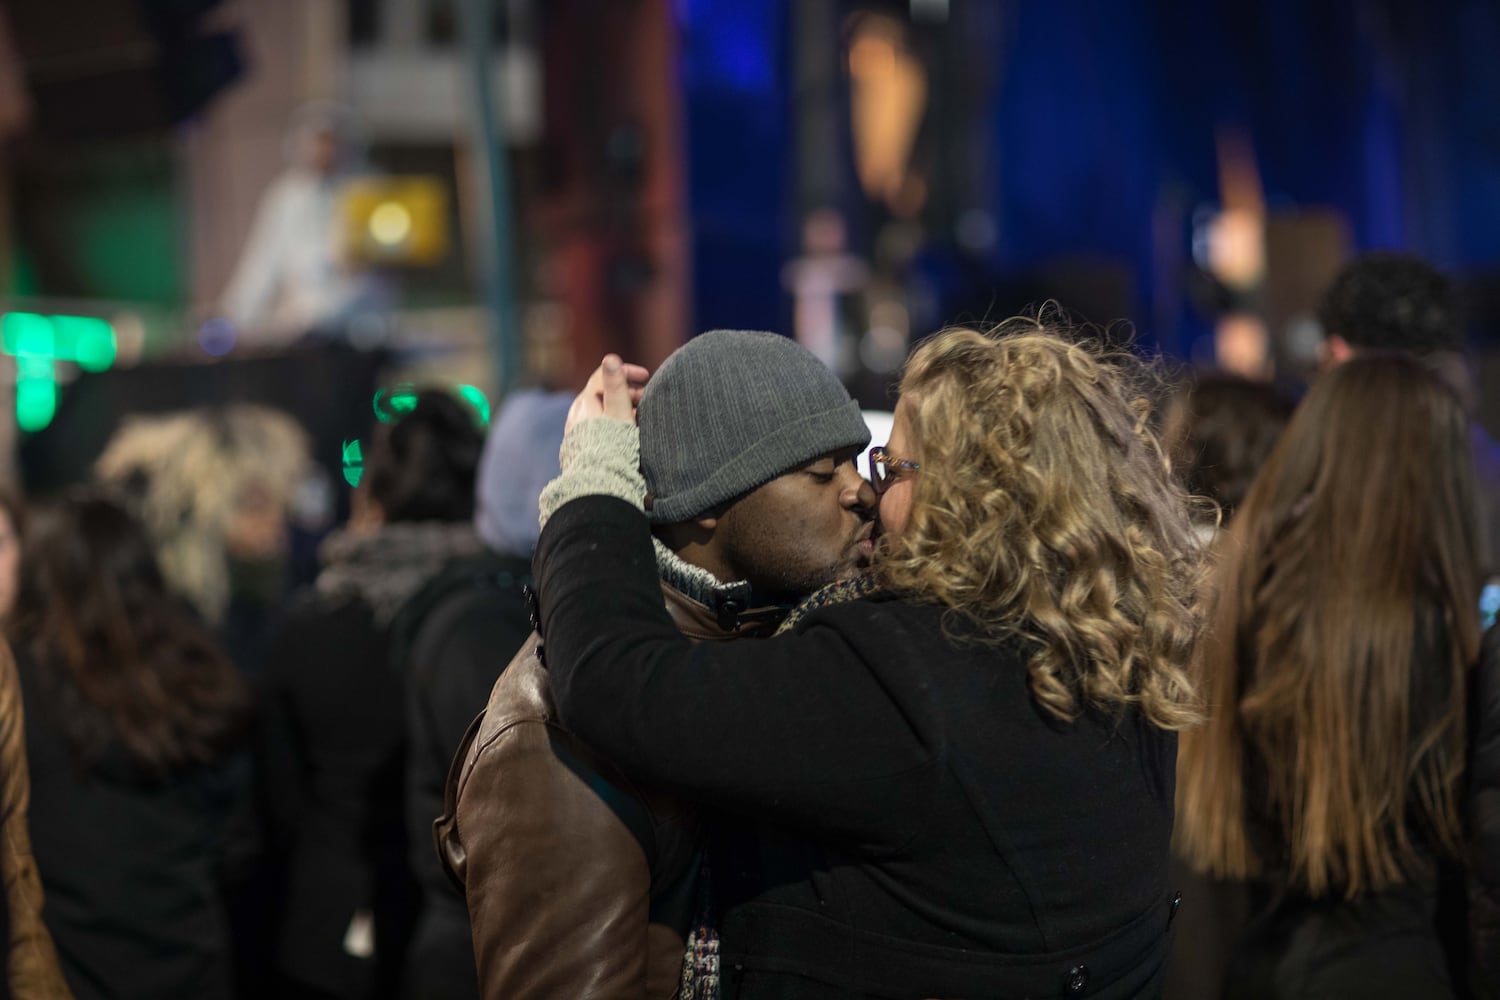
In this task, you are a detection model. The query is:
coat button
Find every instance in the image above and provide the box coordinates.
[523,585,542,634]
[1065,964,1089,994]
[715,598,743,631]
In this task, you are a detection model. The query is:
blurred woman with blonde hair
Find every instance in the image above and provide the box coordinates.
[94,404,311,630]
[526,320,1206,999]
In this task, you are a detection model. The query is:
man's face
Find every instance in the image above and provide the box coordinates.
[713,447,875,604]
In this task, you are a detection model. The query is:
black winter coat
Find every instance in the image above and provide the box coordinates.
[1465,624,1500,998]
[390,550,535,1000]
[536,497,1182,1000]
[20,653,243,1000]
[1169,622,1500,1000]
[260,593,419,999]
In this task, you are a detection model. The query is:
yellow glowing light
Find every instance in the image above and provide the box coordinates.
[368,201,413,246]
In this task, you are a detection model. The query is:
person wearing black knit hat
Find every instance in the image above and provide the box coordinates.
[437,330,875,999]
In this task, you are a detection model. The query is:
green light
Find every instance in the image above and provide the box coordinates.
[15,373,55,433]
[373,384,419,423]
[0,312,117,433]
[1,313,54,357]
[342,439,364,487]
[455,384,490,427]
[53,315,116,372]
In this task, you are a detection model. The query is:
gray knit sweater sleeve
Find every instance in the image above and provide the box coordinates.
[538,417,645,530]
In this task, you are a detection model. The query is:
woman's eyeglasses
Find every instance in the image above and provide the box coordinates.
[867,446,920,496]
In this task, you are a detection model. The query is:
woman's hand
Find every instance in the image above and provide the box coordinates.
[566,354,651,432]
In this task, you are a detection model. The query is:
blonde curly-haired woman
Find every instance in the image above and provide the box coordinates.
[528,322,1206,1000]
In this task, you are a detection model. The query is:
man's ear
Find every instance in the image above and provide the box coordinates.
[654,516,716,553]
[1321,333,1355,371]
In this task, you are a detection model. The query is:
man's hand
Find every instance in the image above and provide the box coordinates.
[566,354,651,432]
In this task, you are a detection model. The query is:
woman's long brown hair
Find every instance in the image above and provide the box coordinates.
[10,492,250,773]
[1175,355,1480,897]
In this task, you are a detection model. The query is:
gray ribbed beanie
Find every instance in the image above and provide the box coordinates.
[640,330,870,523]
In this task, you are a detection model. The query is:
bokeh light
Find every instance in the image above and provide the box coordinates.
[455,384,491,427]
[368,201,413,247]
[372,384,419,423]
[341,439,364,487]
[198,317,238,357]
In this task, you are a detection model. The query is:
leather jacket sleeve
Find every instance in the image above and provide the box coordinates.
[0,642,74,998]
[1471,627,1500,998]
[439,637,690,1000]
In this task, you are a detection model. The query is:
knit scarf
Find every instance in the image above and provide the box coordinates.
[677,571,880,1000]
[315,521,485,626]
[652,538,755,612]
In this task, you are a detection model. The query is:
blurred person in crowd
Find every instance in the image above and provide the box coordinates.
[1159,373,1295,542]
[219,102,388,344]
[1319,251,1500,573]
[1156,372,1294,1000]
[11,493,252,1000]
[390,389,569,1000]
[527,320,1204,998]
[262,390,483,1000]
[94,404,313,670]
[435,331,875,999]
[1175,356,1499,998]
[97,405,315,1000]
[0,485,75,999]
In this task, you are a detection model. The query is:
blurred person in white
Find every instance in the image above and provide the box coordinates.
[219,102,388,344]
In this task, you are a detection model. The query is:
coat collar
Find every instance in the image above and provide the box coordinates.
[653,538,788,636]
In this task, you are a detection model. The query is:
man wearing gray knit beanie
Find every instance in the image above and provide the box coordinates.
[437,330,876,999]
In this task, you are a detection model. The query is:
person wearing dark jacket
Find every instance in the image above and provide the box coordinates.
[532,322,1206,999]
[1176,356,1496,999]
[261,390,483,1000]
[393,389,569,1000]
[436,330,876,999]
[12,493,251,1000]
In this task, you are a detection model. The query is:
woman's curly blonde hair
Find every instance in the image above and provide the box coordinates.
[877,320,1205,729]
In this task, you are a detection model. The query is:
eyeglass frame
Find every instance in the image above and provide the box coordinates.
[867,446,920,496]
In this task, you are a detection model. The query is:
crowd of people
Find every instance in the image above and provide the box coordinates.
[0,250,1493,1000]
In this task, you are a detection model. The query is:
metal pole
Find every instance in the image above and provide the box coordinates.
[459,0,521,396]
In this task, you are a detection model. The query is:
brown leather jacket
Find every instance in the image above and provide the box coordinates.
[435,582,781,1000]
[0,642,73,998]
